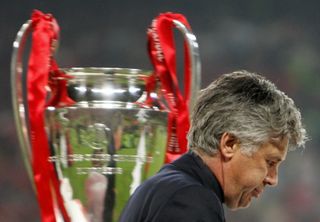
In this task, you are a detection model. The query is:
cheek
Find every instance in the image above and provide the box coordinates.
[245,171,265,186]
[231,153,268,189]
[237,165,267,188]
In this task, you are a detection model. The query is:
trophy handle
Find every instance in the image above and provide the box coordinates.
[173,19,201,113]
[11,20,33,181]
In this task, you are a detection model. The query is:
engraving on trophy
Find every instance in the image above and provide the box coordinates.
[49,154,153,164]
[77,167,123,175]
[79,123,110,150]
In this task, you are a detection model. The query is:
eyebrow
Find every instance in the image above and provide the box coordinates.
[268,155,285,162]
[270,140,284,149]
[272,157,282,162]
[270,137,289,150]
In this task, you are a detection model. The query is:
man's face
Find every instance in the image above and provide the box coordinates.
[224,138,288,210]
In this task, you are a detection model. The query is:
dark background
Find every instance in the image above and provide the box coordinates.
[1,1,319,221]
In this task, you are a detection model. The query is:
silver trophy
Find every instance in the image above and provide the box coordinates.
[11,18,200,221]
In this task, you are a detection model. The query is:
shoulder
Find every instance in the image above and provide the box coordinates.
[153,185,224,222]
[143,164,202,195]
[170,185,223,211]
[120,164,224,222]
[128,165,202,208]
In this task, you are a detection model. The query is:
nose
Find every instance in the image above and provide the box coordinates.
[263,169,278,187]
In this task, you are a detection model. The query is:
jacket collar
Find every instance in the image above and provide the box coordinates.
[171,151,225,203]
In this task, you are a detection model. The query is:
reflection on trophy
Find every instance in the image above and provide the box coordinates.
[11,11,200,221]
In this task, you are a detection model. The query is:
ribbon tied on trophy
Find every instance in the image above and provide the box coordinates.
[26,10,72,222]
[147,13,193,163]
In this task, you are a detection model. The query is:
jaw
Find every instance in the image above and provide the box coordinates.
[238,193,252,209]
[225,190,254,210]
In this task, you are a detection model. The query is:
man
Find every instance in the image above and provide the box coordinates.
[119,70,307,222]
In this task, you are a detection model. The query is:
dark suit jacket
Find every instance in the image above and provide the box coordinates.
[119,151,225,222]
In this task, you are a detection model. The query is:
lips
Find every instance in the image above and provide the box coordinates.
[252,188,263,198]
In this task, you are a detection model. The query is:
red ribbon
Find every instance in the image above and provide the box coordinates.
[27,10,71,222]
[147,13,192,163]
[47,60,75,108]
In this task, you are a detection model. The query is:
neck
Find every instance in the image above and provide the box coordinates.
[198,152,226,193]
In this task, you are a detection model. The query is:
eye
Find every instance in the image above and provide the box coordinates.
[266,160,276,168]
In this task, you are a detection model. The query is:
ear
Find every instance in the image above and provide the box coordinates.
[219,132,239,160]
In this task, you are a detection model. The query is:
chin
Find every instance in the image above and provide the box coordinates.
[239,202,251,209]
[226,197,252,210]
[229,203,251,211]
[238,197,253,209]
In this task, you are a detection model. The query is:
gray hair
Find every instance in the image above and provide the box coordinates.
[187,70,307,156]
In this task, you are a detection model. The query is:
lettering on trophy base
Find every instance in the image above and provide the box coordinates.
[49,154,154,175]
[76,166,123,175]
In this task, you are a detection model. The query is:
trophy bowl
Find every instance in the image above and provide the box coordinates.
[46,67,168,221]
